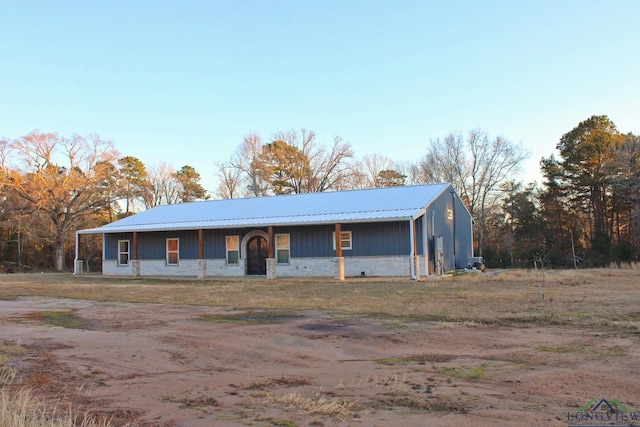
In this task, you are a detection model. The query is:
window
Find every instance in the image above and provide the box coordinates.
[332,231,352,250]
[276,234,290,264]
[118,240,130,266]
[166,238,179,265]
[226,235,239,265]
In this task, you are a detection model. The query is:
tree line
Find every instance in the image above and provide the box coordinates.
[1,115,638,272]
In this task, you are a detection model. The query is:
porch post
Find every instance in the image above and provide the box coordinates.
[409,219,418,280]
[197,229,206,279]
[266,226,276,279]
[74,232,82,275]
[131,231,140,277]
[334,223,344,281]
[413,219,420,279]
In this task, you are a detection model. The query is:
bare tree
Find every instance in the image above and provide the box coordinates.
[0,131,118,271]
[358,153,398,188]
[219,130,355,196]
[304,133,355,192]
[144,162,178,208]
[610,133,640,254]
[215,160,242,199]
[418,129,529,256]
[228,133,270,197]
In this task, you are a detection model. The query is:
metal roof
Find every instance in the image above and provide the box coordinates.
[78,183,453,234]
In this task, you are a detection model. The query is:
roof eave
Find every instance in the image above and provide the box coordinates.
[77,215,421,235]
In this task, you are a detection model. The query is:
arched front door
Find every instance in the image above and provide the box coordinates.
[247,236,268,275]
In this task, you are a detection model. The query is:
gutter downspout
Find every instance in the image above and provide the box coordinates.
[409,219,417,280]
[73,232,79,275]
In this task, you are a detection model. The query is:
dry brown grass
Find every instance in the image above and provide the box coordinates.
[1,340,115,427]
[0,269,638,331]
[263,391,361,418]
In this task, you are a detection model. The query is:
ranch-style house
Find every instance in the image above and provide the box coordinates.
[75,183,477,280]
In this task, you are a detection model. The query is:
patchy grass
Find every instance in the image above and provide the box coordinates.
[0,269,639,332]
[440,364,487,381]
[243,376,312,391]
[537,344,628,359]
[263,391,361,418]
[198,310,302,324]
[376,354,455,365]
[163,395,219,409]
[371,392,468,413]
[20,310,92,330]
[537,344,581,354]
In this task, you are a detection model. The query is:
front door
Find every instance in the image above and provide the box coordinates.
[247,236,268,275]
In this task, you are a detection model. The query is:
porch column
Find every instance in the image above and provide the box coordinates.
[334,223,344,281]
[266,226,276,279]
[413,219,420,280]
[131,231,140,277]
[409,219,419,280]
[197,229,206,279]
[74,232,82,275]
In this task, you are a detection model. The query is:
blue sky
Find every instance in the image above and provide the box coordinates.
[1,1,638,193]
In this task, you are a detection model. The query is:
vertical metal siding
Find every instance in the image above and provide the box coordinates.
[277,223,410,257]
[104,233,133,260]
[280,225,334,257]
[454,194,474,266]
[136,230,199,260]
[415,216,424,255]
[423,185,474,271]
[204,229,245,259]
[428,189,455,271]
[349,222,410,256]
[102,210,469,266]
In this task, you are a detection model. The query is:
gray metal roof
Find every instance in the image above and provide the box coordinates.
[78,183,453,234]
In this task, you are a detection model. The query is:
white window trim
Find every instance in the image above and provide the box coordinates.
[332,231,352,250]
[166,238,179,266]
[275,233,290,264]
[118,240,130,266]
[226,235,239,265]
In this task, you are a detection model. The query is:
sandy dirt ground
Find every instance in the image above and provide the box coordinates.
[1,296,639,426]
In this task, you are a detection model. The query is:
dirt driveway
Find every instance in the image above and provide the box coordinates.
[1,295,639,427]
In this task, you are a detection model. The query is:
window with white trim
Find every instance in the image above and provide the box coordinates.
[118,240,130,266]
[332,231,352,250]
[166,238,179,265]
[276,233,290,264]
[226,235,239,265]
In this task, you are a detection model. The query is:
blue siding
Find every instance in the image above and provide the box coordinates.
[204,228,247,259]
[104,233,132,260]
[349,222,410,256]
[421,185,473,272]
[106,222,417,261]
[276,225,333,257]
[137,231,198,259]
[273,223,411,257]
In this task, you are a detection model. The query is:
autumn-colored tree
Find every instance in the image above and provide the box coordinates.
[0,131,118,271]
[262,139,312,194]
